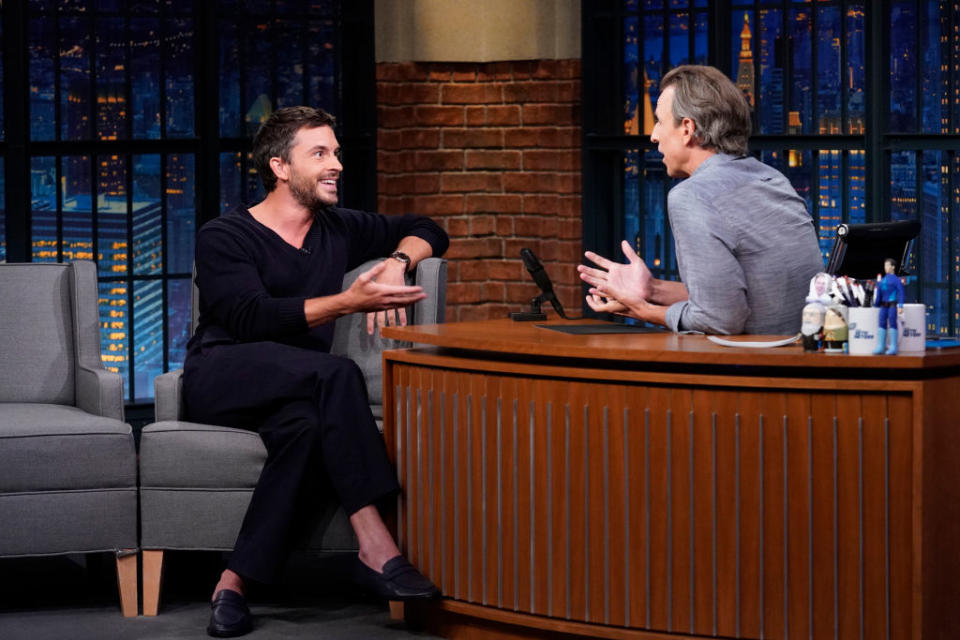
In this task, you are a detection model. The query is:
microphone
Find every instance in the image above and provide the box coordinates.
[520,248,567,319]
[299,247,311,255]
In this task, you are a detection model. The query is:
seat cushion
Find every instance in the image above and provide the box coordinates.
[0,403,135,492]
[140,421,266,488]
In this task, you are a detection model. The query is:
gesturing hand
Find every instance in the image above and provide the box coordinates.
[584,293,629,315]
[577,240,654,309]
[340,260,425,335]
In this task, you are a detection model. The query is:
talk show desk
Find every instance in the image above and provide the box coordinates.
[379,319,960,640]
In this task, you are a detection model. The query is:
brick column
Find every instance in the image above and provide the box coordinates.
[377,60,582,322]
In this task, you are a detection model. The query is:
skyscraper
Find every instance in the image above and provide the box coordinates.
[737,13,755,109]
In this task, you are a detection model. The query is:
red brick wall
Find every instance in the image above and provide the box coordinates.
[376,60,582,322]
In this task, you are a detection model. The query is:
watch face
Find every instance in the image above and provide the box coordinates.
[391,251,410,264]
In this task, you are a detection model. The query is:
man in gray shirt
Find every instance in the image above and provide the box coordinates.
[578,65,823,335]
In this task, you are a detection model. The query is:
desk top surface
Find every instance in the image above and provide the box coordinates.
[382,318,960,371]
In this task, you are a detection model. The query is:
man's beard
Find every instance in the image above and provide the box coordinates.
[289,172,336,212]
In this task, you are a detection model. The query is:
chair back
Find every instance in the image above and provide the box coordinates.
[330,258,446,412]
[0,263,80,404]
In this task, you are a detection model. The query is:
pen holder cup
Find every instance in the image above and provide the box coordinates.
[847,307,881,355]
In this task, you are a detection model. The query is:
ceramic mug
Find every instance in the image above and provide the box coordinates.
[847,306,881,355]
[898,303,926,353]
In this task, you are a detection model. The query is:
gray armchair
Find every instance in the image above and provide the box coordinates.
[0,261,138,616]
[139,257,446,615]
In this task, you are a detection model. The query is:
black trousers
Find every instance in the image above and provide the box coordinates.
[183,340,400,583]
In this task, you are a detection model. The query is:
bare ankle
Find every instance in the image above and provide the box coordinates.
[212,569,245,600]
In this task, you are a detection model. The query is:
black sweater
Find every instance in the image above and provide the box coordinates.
[188,205,449,354]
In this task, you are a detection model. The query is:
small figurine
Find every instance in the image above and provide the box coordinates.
[806,272,834,305]
[800,301,825,352]
[822,304,848,353]
[872,258,905,355]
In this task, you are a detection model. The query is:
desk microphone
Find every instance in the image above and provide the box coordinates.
[519,248,567,319]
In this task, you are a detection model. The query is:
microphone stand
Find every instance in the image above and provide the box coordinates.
[509,294,548,321]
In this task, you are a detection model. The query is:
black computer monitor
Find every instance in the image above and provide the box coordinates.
[824,220,920,280]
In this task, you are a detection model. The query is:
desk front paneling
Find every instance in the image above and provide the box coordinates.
[384,351,930,640]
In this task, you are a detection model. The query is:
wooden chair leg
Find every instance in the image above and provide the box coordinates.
[389,600,404,620]
[115,549,139,617]
[142,549,165,616]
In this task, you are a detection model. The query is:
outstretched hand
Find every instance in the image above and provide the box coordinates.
[340,260,425,335]
[577,240,654,310]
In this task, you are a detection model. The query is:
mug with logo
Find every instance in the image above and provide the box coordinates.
[847,306,881,355]
[898,303,926,353]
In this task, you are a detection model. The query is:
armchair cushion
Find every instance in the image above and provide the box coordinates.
[0,403,135,492]
[139,421,265,488]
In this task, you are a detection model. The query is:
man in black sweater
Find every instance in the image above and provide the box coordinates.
[183,107,449,637]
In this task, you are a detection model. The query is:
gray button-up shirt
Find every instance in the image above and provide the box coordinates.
[664,153,824,335]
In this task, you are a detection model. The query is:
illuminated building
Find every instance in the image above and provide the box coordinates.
[736,13,755,109]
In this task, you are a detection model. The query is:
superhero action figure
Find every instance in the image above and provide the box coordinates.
[873,258,905,355]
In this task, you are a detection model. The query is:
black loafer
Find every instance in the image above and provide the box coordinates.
[207,589,253,638]
[355,555,440,600]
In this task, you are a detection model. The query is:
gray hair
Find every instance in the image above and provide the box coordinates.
[660,65,751,156]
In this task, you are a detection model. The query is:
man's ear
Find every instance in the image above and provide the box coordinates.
[680,117,697,145]
[269,156,289,183]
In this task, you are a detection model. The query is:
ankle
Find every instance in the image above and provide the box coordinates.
[212,570,245,600]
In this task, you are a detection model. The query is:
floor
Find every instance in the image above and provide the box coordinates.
[0,551,444,640]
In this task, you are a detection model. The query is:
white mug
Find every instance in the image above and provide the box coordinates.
[847,306,881,355]
[898,303,926,353]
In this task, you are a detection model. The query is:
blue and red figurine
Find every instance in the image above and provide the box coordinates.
[873,258,905,355]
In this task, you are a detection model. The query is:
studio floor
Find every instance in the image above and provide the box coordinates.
[0,551,443,640]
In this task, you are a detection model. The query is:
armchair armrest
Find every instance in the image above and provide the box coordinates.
[412,257,447,325]
[154,369,185,422]
[76,365,125,421]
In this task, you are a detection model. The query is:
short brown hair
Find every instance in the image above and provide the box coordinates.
[660,65,751,156]
[252,106,337,192]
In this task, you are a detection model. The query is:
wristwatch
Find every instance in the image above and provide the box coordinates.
[390,250,411,272]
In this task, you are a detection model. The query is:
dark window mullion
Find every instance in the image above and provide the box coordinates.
[840,0,848,133]
[812,148,821,233]
[916,0,923,132]
[55,155,63,263]
[811,0,818,134]
[53,8,62,144]
[949,150,956,333]
[752,0,760,133]
[160,3,168,139]
[238,11,249,205]
[840,149,848,226]
[161,152,169,373]
[271,0,278,108]
[125,151,135,402]
[301,13,309,104]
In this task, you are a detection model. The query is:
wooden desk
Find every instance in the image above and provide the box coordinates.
[381,319,960,640]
